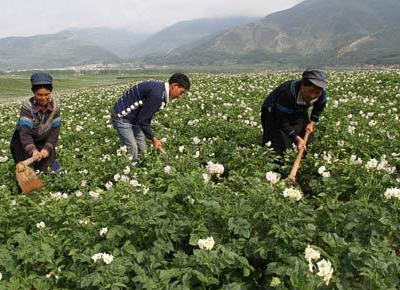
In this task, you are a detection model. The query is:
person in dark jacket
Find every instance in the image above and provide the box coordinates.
[111,73,190,164]
[261,69,328,155]
[10,72,61,172]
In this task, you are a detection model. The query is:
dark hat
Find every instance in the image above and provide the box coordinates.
[302,69,327,89]
[30,72,53,85]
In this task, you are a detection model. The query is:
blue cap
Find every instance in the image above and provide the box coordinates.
[30,72,53,85]
[302,69,327,89]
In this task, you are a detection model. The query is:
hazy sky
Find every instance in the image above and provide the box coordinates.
[0,0,302,38]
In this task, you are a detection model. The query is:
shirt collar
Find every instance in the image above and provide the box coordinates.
[164,82,170,104]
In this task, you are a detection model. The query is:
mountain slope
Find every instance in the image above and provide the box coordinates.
[129,16,258,58]
[148,0,400,66]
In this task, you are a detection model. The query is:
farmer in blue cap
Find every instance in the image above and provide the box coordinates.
[10,72,61,172]
[261,69,328,155]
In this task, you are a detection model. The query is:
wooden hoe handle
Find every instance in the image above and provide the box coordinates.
[288,130,311,183]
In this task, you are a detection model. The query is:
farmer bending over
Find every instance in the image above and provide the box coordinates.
[261,69,328,155]
[111,73,190,165]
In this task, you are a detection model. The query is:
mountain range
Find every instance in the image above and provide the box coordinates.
[1,0,400,70]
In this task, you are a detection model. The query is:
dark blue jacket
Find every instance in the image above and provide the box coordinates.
[113,81,168,140]
[262,80,328,140]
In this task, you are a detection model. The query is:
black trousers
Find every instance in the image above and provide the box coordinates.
[10,130,56,172]
[261,108,309,155]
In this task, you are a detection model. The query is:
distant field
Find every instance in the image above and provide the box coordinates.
[0,72,168,103]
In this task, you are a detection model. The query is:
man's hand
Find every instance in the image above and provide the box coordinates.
[295,136,307,151]
[32,150,42,161]
[152,137,164,153]
[40,149,49,159]
[305,121,316,134]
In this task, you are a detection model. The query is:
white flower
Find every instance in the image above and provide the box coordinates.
[123,166,131,175]
[384,188,400,200]
[75,191,83,197]
[192,136,201,145]
[283,187,302,201]
[81,179,87,187]
[130,179,141,187]
[350,155,362,165]
[89,191,100,199]
[318,166,331,178]
[265,141,272,147]
[202,173,210,183]
[50,192,68,200]
[265,171,281,185]
[79,169,88,175]
[206,161,224,176]
[0,156,8,163]
[75,125,83,132]
[10,200,18,208]
[178,145,185,153]
[0,272,2,281]
[102,253,114,264]
[348,125,355,135]
[304,245,321,272]
[322,171,331,178]
[99,227,108,237]
[193,151,200,158]
[36,221,45,229]
[366,158,378,169]
[105,181,113,190]
[79,218,91,225]
[164,165,171,175]
[91,253,103,263]
[197,236,215,251]
[316,259,334,285]
[113,173,121,182]
[187,195,195,204]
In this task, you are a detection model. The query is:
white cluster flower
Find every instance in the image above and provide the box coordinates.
[304,245,321,272]
[206,161,224,177]
[123,166,131,175]
[130,179,141,187]
[384,188,400,200]
[99,227,108,237]
[75,125,83,132]
[283,187,303,201]
[79,218,91,225]
[202,173,210,184]
[36,221,45,229]
[366,158,378,169]
[178,145,185,153]
[81,180,87,187]
[75,191,84,197]
[79,169,88,175]
[89,190,100,199]
[105,181,113,190]
[192,136,201,145]
[0,156,8,163]
[187,119,199,126]
[10,200,18,208]
[317,166,331,178]
[376,155,396,174]
[114,173,121,182]
[348,125,355,135]
[91,253,114,264]
[164,165,171,175]
[50,192,68,200]
[304,245,333,285]
[197,236,215,251]
[116,146,127,156]
[316,259,334,285]
[350,155,362,165]
[265,171,281,185]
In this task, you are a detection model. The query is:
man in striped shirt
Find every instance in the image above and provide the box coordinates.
[112,73,190,165]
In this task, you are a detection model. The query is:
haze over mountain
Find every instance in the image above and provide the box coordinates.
[1,0,400,70]
[0,28,148,70]
[144,0,400,66]
[129,16,258,58]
